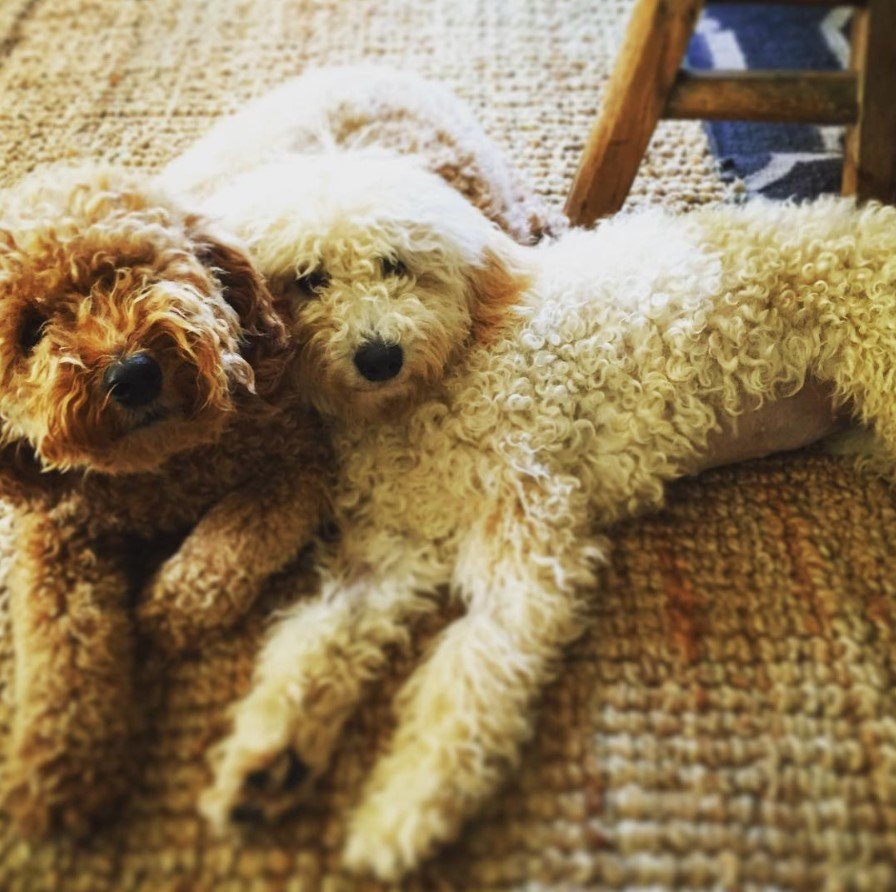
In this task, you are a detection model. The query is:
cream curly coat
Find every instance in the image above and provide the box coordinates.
[192,148,892,878]
[159,64,561,244]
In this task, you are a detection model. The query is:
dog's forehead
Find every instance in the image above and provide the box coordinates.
[6,208,199,287]
[0,243,214,333]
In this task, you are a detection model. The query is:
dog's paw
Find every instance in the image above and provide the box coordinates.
[137,560,234,656]
[343,827,412,882]
[136,597,189,656]
[137,556,260,657]
[135,564,196,655]
[0,748,127,839]
[201,734,317,831]
[201,671,358,833]
[342,789,451,881]
[1,766,59,838]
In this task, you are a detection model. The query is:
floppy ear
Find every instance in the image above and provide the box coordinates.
[464,235,532,345]
[190,220,293,398]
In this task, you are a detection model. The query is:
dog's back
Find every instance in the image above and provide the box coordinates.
[159,65,561,243]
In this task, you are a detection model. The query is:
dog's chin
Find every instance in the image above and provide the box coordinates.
[44,411,231,476]
[322,373,432,424]
[130,406,171,431]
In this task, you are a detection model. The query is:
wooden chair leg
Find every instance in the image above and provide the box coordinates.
[564,0,704,228]
[842,0,896,204]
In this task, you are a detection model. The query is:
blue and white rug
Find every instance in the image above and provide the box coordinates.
[686,4,852,199]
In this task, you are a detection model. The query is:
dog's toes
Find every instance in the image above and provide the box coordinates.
[282,749,310,790]
[209,747,315,830]
[244,767,271,791]
[342,776,464,880]
[242,748,309,796]
[229,803,267,825]
[343,824,414,882]
[1,737,133,840]
[201,726,322,834]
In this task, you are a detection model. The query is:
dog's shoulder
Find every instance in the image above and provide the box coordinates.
[159,401,329,491]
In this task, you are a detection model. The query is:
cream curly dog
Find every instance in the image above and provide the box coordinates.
[0,166,328,836]
[160,64,562,245]
[192,150,886,878]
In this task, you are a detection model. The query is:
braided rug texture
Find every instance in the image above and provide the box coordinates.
[1,1,894,889]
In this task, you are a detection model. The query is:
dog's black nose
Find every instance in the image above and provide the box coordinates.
[103,353,163,408]
[353,339,403,382]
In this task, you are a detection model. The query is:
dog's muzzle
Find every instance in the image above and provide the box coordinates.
[353,339,404,383]
[103,352,163,408]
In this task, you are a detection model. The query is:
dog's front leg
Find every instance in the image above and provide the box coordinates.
[2,508,137,837]
[201,566,440,828]
[137,467,326,654]
[343,520,599,880]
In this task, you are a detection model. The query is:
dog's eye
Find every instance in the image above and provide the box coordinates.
[295,268,329,297]
[18,308,47,354]
[381,256,407,278]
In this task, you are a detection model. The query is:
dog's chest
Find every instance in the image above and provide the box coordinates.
[333,371,596,551]
[79,415,302,536]
[74,459,234,537]
[336,301,702,549]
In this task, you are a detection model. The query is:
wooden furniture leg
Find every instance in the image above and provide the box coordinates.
[842,0,896,204]
[567,0,893,228]
[564,0,704,228]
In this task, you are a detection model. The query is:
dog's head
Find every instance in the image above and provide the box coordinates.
[206,153,531,422]
[0,167,287,474]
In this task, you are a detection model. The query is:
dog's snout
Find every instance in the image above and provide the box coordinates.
[103,353,163,408]
[353,340,404,383]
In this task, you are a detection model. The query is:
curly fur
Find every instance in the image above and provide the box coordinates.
[199,154,531,421]
[159,65,564,246]
[0,166,329,836]
[198,152,896,879]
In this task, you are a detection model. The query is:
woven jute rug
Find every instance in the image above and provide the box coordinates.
[1,1,895,890]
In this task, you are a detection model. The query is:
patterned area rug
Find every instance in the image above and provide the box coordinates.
[688,4,852,199]
[1,1,895,890]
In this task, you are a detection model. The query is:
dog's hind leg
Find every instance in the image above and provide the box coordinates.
[1,509,137,837]
[200,566,440,829]
[811,280,896,477]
